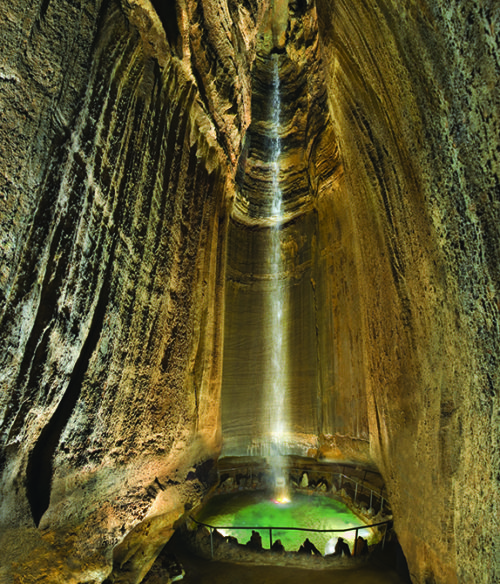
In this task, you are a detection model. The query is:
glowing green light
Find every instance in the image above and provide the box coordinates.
[196,492,374,555]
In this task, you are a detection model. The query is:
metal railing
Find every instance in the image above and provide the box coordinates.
[337,473,386,513]
[190,516,392,559]
[216,466,388,514]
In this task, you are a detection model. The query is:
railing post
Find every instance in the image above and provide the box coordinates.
[190,515,387,561]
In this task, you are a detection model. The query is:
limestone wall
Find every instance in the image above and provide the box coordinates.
[0,0,264,581]
[316,0,500,582]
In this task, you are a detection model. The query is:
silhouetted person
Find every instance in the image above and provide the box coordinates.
[271,539,285,552]
[246,530,263,550]
[298,537,322,556]
[355,535,369,556]
[334,537,351,557]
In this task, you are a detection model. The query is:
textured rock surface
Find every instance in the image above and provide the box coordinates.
[0,0,499,583]
[316,1,500,582]
[222,0,369,460]
[0,0,264,581]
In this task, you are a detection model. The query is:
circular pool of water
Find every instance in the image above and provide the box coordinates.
[196,491,375,555]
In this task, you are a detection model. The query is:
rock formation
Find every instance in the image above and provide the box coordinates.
[0,0,498,583]
[0,0,262,580]
[315,2,500,583]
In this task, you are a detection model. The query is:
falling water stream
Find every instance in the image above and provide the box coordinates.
[266,54,290,502]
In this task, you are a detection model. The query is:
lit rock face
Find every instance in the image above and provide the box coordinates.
[315,0,500,583]
[0,0,264,581]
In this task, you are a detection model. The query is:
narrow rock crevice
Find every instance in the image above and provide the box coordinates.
[150,0,181,55]
[26,239,117,526]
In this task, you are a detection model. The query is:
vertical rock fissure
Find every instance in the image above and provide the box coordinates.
[221,3,344,461]
[26,239,116,526]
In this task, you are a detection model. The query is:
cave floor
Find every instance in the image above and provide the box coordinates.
[155,535,409,584]
[176,560,406,584]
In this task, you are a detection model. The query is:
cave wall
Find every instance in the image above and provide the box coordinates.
[316,0,500,582]
[0,0,266,581]
[221,0,370,462]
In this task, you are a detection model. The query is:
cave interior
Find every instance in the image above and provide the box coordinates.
[0,0,499,583]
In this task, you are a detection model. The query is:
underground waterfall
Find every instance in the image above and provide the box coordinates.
[182,48,393,571]
[177,3,397,577]
[266,54,290,504]
[1,0,497,578]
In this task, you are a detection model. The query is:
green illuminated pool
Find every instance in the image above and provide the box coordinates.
[196,491,375,555]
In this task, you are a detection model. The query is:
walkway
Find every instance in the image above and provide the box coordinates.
[143,532,409,584]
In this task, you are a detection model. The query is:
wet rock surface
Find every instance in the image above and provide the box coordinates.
[222,0,367,460]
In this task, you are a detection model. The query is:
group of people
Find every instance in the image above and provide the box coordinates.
[246,531,369,557]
